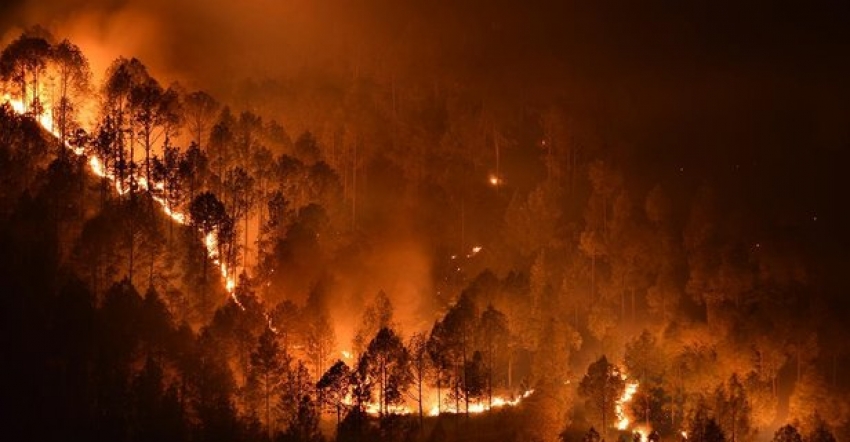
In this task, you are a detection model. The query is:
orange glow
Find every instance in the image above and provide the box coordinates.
[615,371,639,430]
[428,389,534,416]
[2,93,244,310]
[632,425,651,442]
[466,245,483,258]
[340,388,534,417]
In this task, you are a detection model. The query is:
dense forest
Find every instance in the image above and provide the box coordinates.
[1,9,850,442]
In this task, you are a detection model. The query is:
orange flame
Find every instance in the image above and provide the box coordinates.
[3,94,243,309]
[616,371,639,430]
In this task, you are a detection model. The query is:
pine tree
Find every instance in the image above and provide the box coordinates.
[250,327,286,438]
[578,356,625,437]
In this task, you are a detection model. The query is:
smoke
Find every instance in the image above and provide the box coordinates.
[329,236,436,352]
[1,0,364,94]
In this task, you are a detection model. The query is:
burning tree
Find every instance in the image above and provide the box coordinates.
[579,356,626,438]
[357,327,412,417]
[0,27,53,116]
[624,330,669,432]
[102,57,152,196]
[189,191,229,312]
[222,166,254,269]
[128,76,181,188]
[50,38,91,147]
[407,332,431,424]
[151,145,184,238]
[428,292,478,414]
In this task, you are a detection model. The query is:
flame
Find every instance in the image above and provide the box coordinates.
[465,245,483,258]
[4,94,24,114]
[427,389,534,416]
[488,174,501,186]
[3,93,244,310]
[616,372,639,430]
[632,425,651,442]
[341,388,534,418]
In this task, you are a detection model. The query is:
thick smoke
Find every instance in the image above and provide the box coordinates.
[1,0,350,90]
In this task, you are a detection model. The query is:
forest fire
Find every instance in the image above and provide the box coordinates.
[2,93,242,307]
[3,92,54,130]
[2,7,849,442]
[616,373,639,431]
[345,388,535,417]
[426,389,535,416]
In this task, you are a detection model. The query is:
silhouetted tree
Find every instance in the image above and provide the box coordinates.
[353,290,395,354]
[807,420,837,442]
[358,327,412,417]
[151,144,184,239]
[283,395,324,442]
[478,304,509,404]
[305,311,336,379]
[772,425,803,442]
[316,360,351,427]
[50,38,91,146]
[189,191,228,309]
[464,350,487,406]
[714,374,751,442]
[408,332,430,425]
[251,326,287,439]
[428,292,478,414]
[579,356,626,437]
[184,90,219,150]
[0,27,53,115]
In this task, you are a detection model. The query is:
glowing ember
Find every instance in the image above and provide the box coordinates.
[427,389,534,416]
[466,245,483,258]
[488,174,502,186]
[632,426,651,442]
[343,388,534,418]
